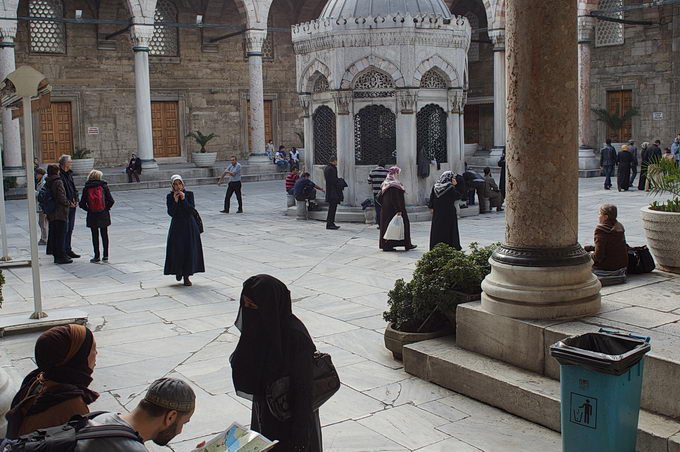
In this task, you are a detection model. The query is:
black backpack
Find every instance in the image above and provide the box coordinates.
[627,246,656,274]
[1,412,143,452]
[37,185,56,215]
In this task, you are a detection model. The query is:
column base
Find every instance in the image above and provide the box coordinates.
[481,248,601,320]
[248,153,271,164]
[578,146,600,178]
[2,166,27,188]
[141,159,159,171]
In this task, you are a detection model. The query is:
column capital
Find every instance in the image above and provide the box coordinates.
[332,90,352,115]
[448,88,466,114]
[578,16,595,44]
[489,30,505,51]
[0,22,17,42]
[396,88,417,114]
[298,93,312,118]
[130,23,154,50]
[245,29,268,55]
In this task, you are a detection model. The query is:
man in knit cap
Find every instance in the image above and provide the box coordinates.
[76,377,196,451]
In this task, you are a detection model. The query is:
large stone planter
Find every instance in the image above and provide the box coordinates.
[641,206,680,273]
[70,158,95,175]
[192,152,217,168]
[384,323,450,361]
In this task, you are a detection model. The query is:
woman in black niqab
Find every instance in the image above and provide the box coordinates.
[230,274,322,452]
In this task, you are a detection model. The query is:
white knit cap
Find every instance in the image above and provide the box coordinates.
[170,174,183,184]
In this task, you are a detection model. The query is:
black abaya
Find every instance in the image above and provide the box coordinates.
[617,151,634,191]
[428,187,461,250]
[378,186,412,250]
[163,191,205,277]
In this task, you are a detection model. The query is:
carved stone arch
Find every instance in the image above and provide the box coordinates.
[340,55,405,89]
[300,59,333,92]
[413,55,459,88]
[124,0,157,19]
[491,0,505,30]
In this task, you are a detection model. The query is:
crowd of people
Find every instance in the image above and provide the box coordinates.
[266,140,301,172]
[600,134,680,192]
[2,274,323,452]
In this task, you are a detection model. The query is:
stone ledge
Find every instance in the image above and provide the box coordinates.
[403,337,680,452]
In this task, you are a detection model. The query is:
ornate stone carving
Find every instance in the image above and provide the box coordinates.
[332,91,352,116]
[131,24,154,49]
[396,89,417,114]
[578,15,595,44]
[491,244,592,268]
[489,30,505,51]
[448,88,465,114]
[298,93,312,118]
[245,29,268,55]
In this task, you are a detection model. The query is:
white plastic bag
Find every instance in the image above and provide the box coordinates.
[383,214,405,241]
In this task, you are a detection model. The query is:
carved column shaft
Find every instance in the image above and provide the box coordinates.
[490,31,506,151]
[578,15,595,148]
[246,30,267,155]
[131,24,157,169]
[0,21,21,170]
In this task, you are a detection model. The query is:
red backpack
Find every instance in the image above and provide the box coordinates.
[87,185,106,212]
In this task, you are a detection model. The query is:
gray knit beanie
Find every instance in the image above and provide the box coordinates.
[143,377,196,413]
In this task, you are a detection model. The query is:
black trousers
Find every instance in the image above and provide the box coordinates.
[326,202,338,226]
[91,227,109,258]
[48,220,66,259]
[64,206,76,253]
[225,181,243,211]
[127,168,140,183]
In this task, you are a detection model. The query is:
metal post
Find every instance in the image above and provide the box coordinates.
[22,96,44,319]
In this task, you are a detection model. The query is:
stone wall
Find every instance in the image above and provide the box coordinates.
[14,0,303,166]
[589,3,679,148]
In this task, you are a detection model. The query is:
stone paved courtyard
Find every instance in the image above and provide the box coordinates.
[0,176,676,451]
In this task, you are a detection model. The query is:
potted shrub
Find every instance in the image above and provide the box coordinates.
[187,131,218,167]
[641,158,680,273]
[70,147,95,174]
[592,107,639,151]
[383,242,499,360]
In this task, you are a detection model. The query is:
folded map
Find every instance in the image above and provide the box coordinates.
[191,423,278,452]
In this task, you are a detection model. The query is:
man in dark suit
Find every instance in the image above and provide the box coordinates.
[126,153,143,183]
[324,157,342,230]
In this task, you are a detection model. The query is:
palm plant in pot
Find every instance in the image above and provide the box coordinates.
[591,107,638,150]
[186,131,218,167]
[70,147,94,174]
[641,158,680,273]
[383,242,499,360]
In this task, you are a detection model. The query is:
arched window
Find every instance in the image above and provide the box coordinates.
[417,104,448,164]
[353,69,395,99]
[313,106,336,165]
[420,69,447,89]
[150,0,179,56]
[595,0,624,47]
[313,74,330,93]
[29,0,66,54]
[465,12,480,62]
[354,105,396,165]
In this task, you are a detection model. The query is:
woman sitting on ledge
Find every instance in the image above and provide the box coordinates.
[584,204,629,279]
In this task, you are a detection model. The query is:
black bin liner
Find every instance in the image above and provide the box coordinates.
[550,331,651,376]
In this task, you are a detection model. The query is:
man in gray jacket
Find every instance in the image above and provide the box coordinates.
[600,139,617,190]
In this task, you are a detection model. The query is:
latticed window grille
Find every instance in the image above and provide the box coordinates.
[465,12,480,62]
[595,0,624,47]
[313,75,330,93]
[417,104,448,164]
[354,105,396,165]
[150,0,179,56]
[313,106,336,165]
[353,69,395,99]
[29,0,66,54]
[420,69,447,89]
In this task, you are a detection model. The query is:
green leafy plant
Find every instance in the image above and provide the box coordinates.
[71,147,92,159]
[383,242,500,333]
[646,157,680,212]
[295,131,305,147]
[591,107,639,140]
[186,131,218,153]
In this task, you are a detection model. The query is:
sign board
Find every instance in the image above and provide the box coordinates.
[87,127,99,135]
[652,112,664,121]
[570,392,597,429]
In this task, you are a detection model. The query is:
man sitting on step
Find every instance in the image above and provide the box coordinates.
[293,172,324,211]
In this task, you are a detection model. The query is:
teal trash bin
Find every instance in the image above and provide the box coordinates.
[549,329,651,452]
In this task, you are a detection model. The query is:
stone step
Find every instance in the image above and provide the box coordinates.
[285,204,435,223]
[403,337,680,452]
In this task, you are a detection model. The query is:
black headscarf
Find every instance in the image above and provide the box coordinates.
[5,325,99,438]
[230,275,310,400]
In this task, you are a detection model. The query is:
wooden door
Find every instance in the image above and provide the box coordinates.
[464,104,480,144]
[151,101,181,158]
[39,102,73,163]
[247,100,273,152]
[606,90,633,142]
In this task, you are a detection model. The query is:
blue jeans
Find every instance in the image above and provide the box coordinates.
[374,194,382,224]
[603,165,614,188]
[64,206,76,253]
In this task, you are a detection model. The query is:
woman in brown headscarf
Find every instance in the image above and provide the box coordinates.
[5,324,98,438]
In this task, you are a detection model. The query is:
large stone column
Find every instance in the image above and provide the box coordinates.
[490,31,506,156]
[333,91,355,205]
[481,0,601,319]
[131,25,157,170]
[0,27,22,171]
[448,88,465,174]
[246,30,267,157]
[396,89,418,205]
[299,94,313,172]
[577,13,600,176]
